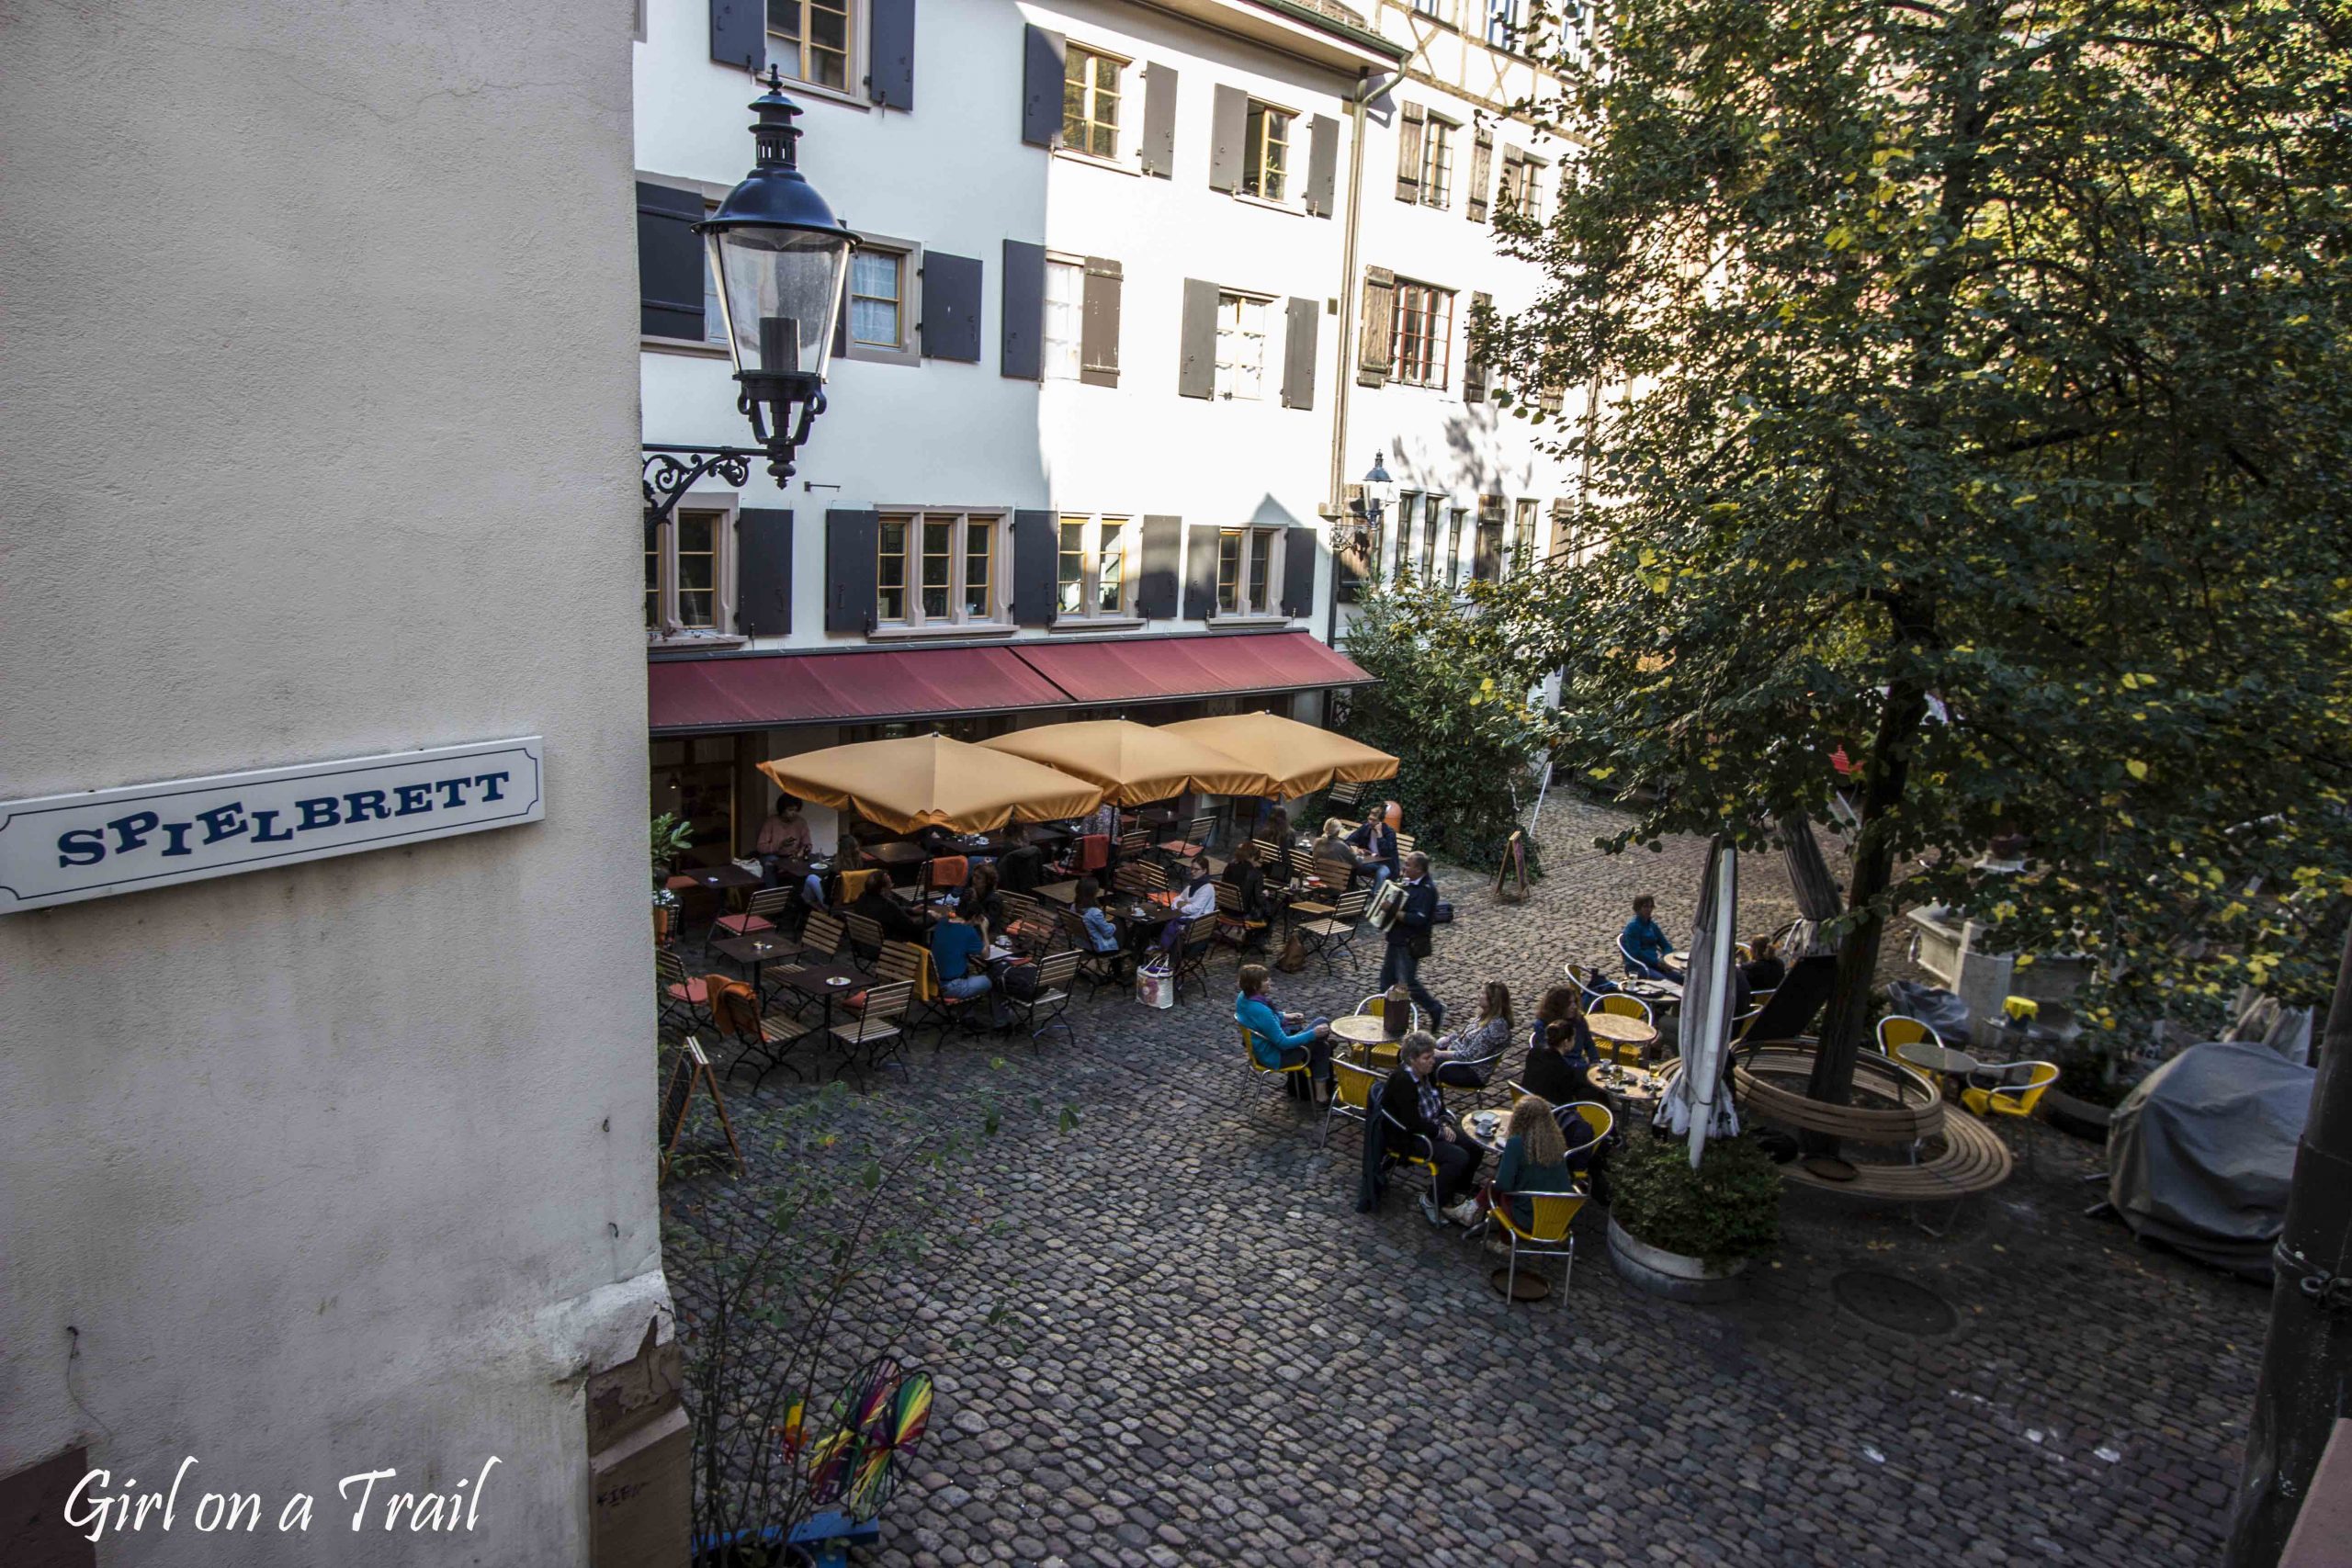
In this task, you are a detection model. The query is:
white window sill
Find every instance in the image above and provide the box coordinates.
[1233,192,1306,218]
[868,622,1017,641]
[1210,614,1292,628]
[648,632,748,650]
[1054,147,1143,178]
[1048,615,1145,632]
[764,70,873,115]
[642,335,731,360]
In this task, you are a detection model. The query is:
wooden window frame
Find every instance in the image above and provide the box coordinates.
[1499,148,1544,220]
[1241,99,1296,204]
[874,509,1010,632]
[1055,513,1138,622]
[1062,42,1127,162]
[1043,254,1084,380]
[767,0,856,98]
[1214,289,1274,402]
[1390,280,1456,389]
[648,500,743,646]
[1419,493,1442,576]
[1419,116,1457,209]
[838,231,921,367]
[1215,525,1286,618]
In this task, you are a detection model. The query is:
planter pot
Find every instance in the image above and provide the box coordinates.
[2042,1086,2113,1145]
[1607,1215,1751,1303]
[653,905,674,944]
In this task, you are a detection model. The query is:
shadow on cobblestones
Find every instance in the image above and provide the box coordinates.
[661,795,2263,1567]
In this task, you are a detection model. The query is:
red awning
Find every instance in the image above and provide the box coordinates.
[649,647,1069,734]
[1013,631,1370,705]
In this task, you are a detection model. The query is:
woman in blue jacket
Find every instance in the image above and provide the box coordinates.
[1237,963,1332,1097]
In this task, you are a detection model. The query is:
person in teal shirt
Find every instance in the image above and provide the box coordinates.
[1236,964,1332,1094]
[1490,1095,1577,1233]
[929,906,1004,1027]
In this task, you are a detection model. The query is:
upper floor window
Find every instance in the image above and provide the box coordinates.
[1057,514,1136,619]
[1063,44,1124,159]
[769,0,851,93]
[1215,292,1271,401]
[1500,148,1544,220]
[1419,494,1442,576]
[1216,526,1283,616]
[648,508,734,639]
[848,249,905,349]
[1419,118,1456,209]
[1243,101,1294,202]
[1044,257,1084,380]
[1513,497,1539,570]
[876,512,1002,628]
[1391,280,1456,389]
[1447,506,1467,589]
[1485,0,1525,50]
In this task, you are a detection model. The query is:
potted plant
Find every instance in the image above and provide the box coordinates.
[1605,1134,1781,1303]
[651,812,694,943]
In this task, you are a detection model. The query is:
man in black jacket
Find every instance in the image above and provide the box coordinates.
[1346,815,1400,887]
[1377,852,1443,1032]
[1380,1033,1480,1224]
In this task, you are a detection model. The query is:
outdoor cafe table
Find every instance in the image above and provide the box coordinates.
[1589,1060,1665,1106]
[780,959,872,1036]
[1328,1013,1399,1068]
[1034,879,1082,905]
[1894,1040,1982,1097]
[1586,1011,1658,1062]
[863,840,927,868]
[711,932,796,1006]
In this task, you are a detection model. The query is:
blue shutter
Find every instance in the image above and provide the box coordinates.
[920,252,983,363]
[1001,240,1046,381]
[637,182,706,341]
[825,510,879,634]
[709,0,763,72]
[1021,26,1065,148]
[1012,511,1058,626]
[1280,526,1317,619]
[1138,516,1182,618]
[868,0,915,109]
[736,509,793,636]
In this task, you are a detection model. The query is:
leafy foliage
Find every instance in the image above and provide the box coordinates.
[1491,0,2352,1054]
[1609,1133,1783,1269]
[652,810,695,878]
[1340,563,1562,864]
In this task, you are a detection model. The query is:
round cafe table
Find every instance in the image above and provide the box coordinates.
[1328,1013,1392,1064]
[1588,1060,1663,1105]
[1893,1040,1980,1097]
[1586,1012,1657,1049]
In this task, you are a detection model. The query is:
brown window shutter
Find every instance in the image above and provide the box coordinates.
[1356,265,1395,388]
[1464,290,1492,402]
[1467,129,1493,223]
[1080,256,1122,387]
[1395,104,1425,204]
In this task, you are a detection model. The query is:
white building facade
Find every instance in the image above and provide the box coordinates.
[635,0,1576,859]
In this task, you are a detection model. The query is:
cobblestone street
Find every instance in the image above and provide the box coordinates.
[663,796,2267,1567]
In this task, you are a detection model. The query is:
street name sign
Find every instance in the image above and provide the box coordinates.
[0,738,544,913]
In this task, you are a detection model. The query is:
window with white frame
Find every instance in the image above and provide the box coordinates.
[1485,0,1525,50]
[647,508,735,638]
[876,512,1003,627]
[1419,117,1457,209]
[1056,514,1136,619]
[1500,148,1544,220]
[1043,258,1083,380]
[1391,280,1455,389]
[1062,43,1124,158]
[1513,497,1539,570]
[1419,495,1442,576]
[1242,100,1295,202]
[1447,506,1466,589]
[769,0,852,93]
[847,248,907,350]
[1215,292,1271,401]
[1216,526,1283,616]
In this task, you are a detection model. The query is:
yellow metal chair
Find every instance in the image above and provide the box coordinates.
[1962,1060,2060,1119]
[1490,1189,1588,1307]
[1565,1100,1614,1145]
[1321,1058,1384,1148]
[1375,1102,1444,1222]
[1876,1014,1939,1056]
[1592,993,1653,1066]
[1240,1025,1314,1110]
[1354,991,1422,1069]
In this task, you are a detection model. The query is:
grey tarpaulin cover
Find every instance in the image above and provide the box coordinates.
[2107,1040,2314,1280]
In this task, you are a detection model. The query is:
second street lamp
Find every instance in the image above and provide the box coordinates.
[643,66,857,530]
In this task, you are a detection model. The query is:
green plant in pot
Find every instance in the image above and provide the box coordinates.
[651,812,693,938]
[1607,1134,1781,1297]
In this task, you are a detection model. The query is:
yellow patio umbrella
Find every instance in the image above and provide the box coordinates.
[1159,713,1399,800]
[755,735,1104,835]
[978,719,1277,806]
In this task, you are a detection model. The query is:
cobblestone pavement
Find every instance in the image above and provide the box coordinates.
[663,795,2265,1567]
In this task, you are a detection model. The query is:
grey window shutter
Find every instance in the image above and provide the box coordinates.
[824,510,879,634]
[868,0,915,109]
[1356,265,1395,387]
[736,508,793,636]
[638,182,706,340]
[1279,526,1318,619]
[1022,26,1066,148]
[1467,128,1494,223]
[1338,484,1368,601]
[1140,64,1179,178]
[1395,104,1425,203]
[1474,500,1502,581]
[1001,240,1046,380]
[1304,115,1339,217]
[1012,510,1058,626]
[1464,289,1492,402]
[1080,256,1122,387]
[1138,515,1182,617]
[1281,296,1318,411]
[1183,525,1222,619]
[1177,277,1218,400]
[1207,86,1247,193]
[920,252,982,362]
[710,0,763,71]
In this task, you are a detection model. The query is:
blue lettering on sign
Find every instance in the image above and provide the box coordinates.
[51,767,525,867]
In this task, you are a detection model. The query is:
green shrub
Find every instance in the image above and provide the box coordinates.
[1609,1134,1781,1270]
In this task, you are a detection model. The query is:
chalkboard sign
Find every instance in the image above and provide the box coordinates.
[659,1037,744,1180]
[1492,829,1531,904]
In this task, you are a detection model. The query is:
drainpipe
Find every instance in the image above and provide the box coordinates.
[1327,65,1384,650]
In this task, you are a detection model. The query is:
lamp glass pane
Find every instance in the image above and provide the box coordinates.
[707,227,851,381]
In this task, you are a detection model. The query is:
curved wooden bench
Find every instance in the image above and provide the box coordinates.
[1780,1111,2011,1199]
[1733,1041,1944,1145]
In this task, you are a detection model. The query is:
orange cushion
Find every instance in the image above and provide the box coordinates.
[666,979,708,1003]
[714,913,775,936]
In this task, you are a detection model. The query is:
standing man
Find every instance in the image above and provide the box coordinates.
[1379,851,1443,1032]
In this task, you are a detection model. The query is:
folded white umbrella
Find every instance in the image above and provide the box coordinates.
[1655,835,1741,1163]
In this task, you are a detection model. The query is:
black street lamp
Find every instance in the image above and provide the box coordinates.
[643,67,857,530]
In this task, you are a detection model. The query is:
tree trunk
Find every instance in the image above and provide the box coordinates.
[1805,667,1932,1126]
[2225,923,2352,1566]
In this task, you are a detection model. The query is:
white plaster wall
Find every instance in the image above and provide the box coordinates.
[0,2,662,1562]
[634,0,1363,646]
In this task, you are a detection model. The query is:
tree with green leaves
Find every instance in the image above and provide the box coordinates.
[1489,0,2352,1107]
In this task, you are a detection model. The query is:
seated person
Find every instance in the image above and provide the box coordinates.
[754,793,814,886]
[1261,808,1296,882]
[954,864,1003,937]
[1072,877,1123,954]
[1312,817,1357,870]
[1172,853,1219,921]
[1346,813,1400,887]
[1490,1095,1577,1233]
[1744,932,1786,994]
[1380,1032,1481,1226]
[1620,895,1680,980]
[850,875,924,943]
[928,905,1007,1027]
[1435,980,1514,1088]
[1236,963,1332,1094]
[1221,841,1271,948]
[1525,1019,1611,1107]
[1530,986,1599,1069]
[996,824,1046,895]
